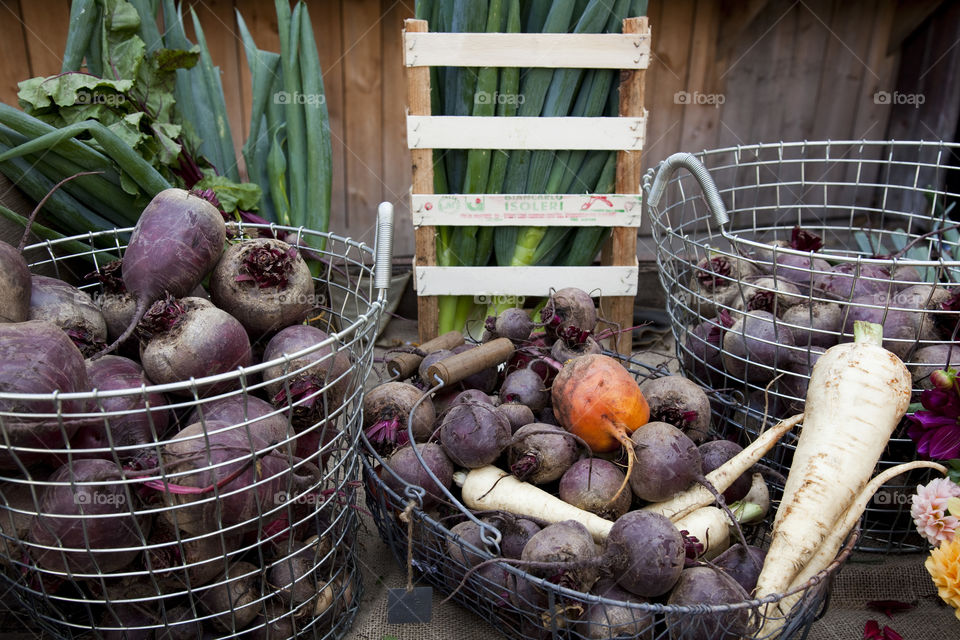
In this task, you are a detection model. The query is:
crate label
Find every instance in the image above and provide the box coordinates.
[411,193,643,227]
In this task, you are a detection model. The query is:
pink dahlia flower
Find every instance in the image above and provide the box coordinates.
[912,477,960,546]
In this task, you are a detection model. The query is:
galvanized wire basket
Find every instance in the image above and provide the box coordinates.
[0,209,394,639]
[362,355,854,640]
[643,140,960,553]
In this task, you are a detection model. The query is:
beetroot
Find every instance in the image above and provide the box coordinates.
[897,284,953,341]
[713,543,767,594]
[629,422,701,502]
[520,520,599,592]
[640,376,711,444]
[102,188,226,356]
[186,395,290,446]
[508,423,579,484]
[440,402,511,469]
[767,227,831,285]
[448,388,495,409]
[153,421,319,535]
[497,402,535,433]
[28,459,147,574]
[540,287,598,339]
[489,515,541,560]
[267,537,323,606]
[145,516,236,591]
[493,308,534,343]
[841,294,918,358]
[699,440,751,503]
[0,240,30,323]
[665,566,753,640]
[262,324,352,427]
[139,296,252,396]
[210,238,314,336]
[91,260,138,346]
[579,578,654,640]
[363,381,435,451]
[382,442,454,509]
[558,458,632,520]
[499,367,549,412]
[606,510,685,597]
[731,276,802,316]
[199,561,260,632]
[682,312,734,386]
[0,320,90,469]
[781,301,842,349]
[66,355,169,461]
[689,255,760,317]
[722,310,796,383]
[28,275,107,356]
[816,262,891,300]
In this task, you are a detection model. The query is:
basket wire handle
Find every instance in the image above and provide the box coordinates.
[375,202,395,292]
[646,152,730,227]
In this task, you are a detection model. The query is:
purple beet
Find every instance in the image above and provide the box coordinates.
[440,402,511,468]
[493,308,534,343]
[698,440,751,503]
[418,349,454,384]
[722,310,796,383]
[841,294,918,358]
[139,296,252,397]
[815,262,892,300]
[682,312,734,386]
[187,394,290,445]
[66,355,170,461]
[640,376,712,444]
[29,275,107,356]
[540,287,598,340]
[629,422,702,502]
[100,188,226,357]
[912,343,960,390]
[499,367,549,412]
[508,423,579,484]
[606,511,685,597]
[731,276,803,316]
[497,402,535,433]
[382,443,454,509]
[28,458,147,573]
[781,301,842,349]
[559,458,632,520]
[712,543,767,594]
[0,320,90,469]
[363,381,435,451]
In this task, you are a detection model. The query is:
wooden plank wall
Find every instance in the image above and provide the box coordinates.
[0,0,947,260]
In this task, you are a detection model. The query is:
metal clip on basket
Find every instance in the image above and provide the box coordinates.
[643,141,960,552]
[0,204,395,639]
[362,348,854,640]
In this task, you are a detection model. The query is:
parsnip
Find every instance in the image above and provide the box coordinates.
[754,322,912,598]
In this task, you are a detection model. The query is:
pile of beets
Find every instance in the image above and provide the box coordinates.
[364,287,777,640]
[684,227,960,417]
[0,188,359,637]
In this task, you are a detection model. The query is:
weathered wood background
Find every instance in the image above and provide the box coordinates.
[0,0,957,259]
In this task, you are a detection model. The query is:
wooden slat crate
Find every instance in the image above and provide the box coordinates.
[404,17,650,354]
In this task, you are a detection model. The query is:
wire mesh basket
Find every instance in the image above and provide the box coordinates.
[643,140,960,553]
[0,211,394,639]
[362,355,855,640]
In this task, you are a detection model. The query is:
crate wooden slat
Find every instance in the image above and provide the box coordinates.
[415,264,640,297]
[405,17,649,354]
[403,32,651,69]
[407,115,647,150]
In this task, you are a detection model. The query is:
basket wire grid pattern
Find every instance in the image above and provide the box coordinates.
[643,140,960,553]
[0,220,391,639]
[362,355,854,640]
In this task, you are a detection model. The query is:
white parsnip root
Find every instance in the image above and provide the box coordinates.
[755,322,913,599]
[643,413,802,521]
[757,460,947,637]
